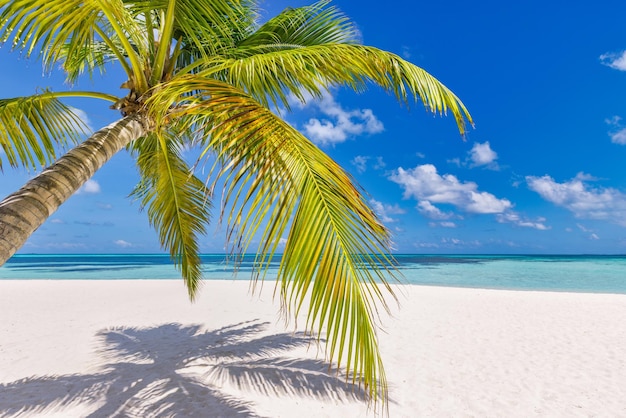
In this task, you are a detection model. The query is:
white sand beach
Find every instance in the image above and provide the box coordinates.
[1,280,626,417]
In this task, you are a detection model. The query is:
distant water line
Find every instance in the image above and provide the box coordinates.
[1,254,625,294]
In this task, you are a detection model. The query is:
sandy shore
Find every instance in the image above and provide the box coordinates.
[1,280,625,417]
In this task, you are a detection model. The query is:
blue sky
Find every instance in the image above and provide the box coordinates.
[2,0,626,254]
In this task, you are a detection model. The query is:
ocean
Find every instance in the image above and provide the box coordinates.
[1,254,625,294]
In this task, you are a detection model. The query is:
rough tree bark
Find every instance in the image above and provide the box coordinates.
[0,115,148,264]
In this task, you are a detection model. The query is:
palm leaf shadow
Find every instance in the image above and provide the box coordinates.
[0,320,368,417]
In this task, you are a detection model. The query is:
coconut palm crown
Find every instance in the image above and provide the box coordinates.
[0,0,472,404]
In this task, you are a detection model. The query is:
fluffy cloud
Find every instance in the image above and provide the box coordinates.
[527,173,626,226]
[417,200,455,220]
[469,141,499,169]
[351,155,386,173]
[496,212,550,230]
[51,242,89,250]
[389,164,549,231]
[605,116,626,145]
[373,156,386,170]
[294,93,384,146]
[610,129,626,145]
[77,179,101,194]
[389,164,512,214]
[401,45,412,59]
[351,155,369,173]
[74,220,114,227]
[114,239,133,248]
[576,224,600,240]
[370,199,406,223]
[438,221,457,228]
[600,51,626,71]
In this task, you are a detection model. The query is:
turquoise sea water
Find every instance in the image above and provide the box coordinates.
[1,254,625,294]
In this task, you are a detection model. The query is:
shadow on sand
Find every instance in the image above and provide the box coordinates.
[0,320,368,417]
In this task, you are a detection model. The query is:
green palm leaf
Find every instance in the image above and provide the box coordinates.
[0,93,89,170]
[170,0,257,73]
[0,0,150,87]
[0,0,100,59]
[57,41,119,82]
[131,130,212,300]
[237,0,356,53]
[173,0,254,53]
[199,44,471,132]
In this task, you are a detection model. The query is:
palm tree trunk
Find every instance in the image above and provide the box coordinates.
[0,115,148,264]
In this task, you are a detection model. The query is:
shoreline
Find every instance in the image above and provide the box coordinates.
[3,254,626,296]
[1,280,626,417]
[3,277,626,298]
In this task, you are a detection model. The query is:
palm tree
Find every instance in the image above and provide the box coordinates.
[0,0,471,404]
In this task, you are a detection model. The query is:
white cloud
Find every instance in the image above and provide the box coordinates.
[527,173,626,226]
[440,237,482,248]
[373,156,386,170]
[610,128,626,144]
[606,116,622,125]
[401,45,412,59]
[389,164,512,214]
[447,157,461,167]
[30,242,88,250]
[417,200,455,220]
[351,155,386,173]
[433,221,457,228]
[370,199,406,223]
[409,237,482,249]
[600,51,626,71]
[298,93,384,146]
[605,116,626,144]
[412,241,441,249]
[576,224,600,241]
[496,212,550,230]
[77,179,101,194]
[351,155,369,173]
[468,141,499,169]
[303,119,346,144]
[466,191,511,213]
[114,239,133,248]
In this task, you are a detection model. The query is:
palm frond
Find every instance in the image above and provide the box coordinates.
[236,0,356,53]
[0,0,148,85]
[145,76,398,402]
[170,0,255,58]
[0,93,89,170]
[131,130,212,299]
[0,0,99,62]
[57,41,118,82]
[198,44,472,133]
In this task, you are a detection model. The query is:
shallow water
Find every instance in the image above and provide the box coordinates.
[1,254,625,294]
